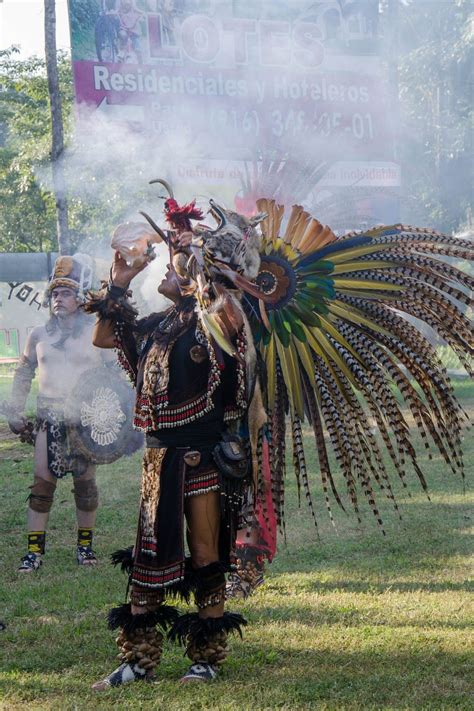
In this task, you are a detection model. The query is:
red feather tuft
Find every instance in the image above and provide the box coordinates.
[164,198,204,229]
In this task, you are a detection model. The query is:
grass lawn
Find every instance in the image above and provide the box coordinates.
[0,380,472,710]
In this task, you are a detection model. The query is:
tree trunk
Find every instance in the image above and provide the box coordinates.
[44,0,71,255]
[386,0,399,163]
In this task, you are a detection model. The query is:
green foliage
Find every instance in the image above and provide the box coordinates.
[395,0,473,232]
[0,45,135,254]
[0,47,72,252]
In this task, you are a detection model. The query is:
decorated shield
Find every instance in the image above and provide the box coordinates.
[67,366,143,464]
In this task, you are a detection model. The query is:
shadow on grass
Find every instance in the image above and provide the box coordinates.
[252,600,472,630]
[298,578,473,595]
[1,642,472,709]
[1,583,471,682]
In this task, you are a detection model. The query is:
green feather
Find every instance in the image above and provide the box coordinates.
[332,260,397,275]
[333,278,403,291]
[300,275,335,287]
[295,259,334,273]
[274,311,291,347]
[261,328,271,346]
[298,291,330,315]
[291,302,321,328]
[282,309,307,342]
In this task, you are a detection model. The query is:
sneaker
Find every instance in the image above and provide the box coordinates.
[76,545,98,566]
[18,553,42,572]
[226,568,265,599]
[180,662,218,683]
[91,662,150,691]
[226,571,250,599]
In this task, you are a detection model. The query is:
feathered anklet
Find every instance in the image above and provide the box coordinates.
[108,602,179,633]
[169,612,247,667]
[168,611,247,646]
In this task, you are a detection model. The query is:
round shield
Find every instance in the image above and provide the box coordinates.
[67,366,143,464]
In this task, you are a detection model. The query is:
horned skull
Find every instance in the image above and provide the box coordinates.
[197,199,267,279]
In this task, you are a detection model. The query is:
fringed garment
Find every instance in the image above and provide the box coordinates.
[114,301,250,597]
[132,443,232,591]
[35,395,90,478]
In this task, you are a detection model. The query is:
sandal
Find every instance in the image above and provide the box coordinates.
[76,545,98,566]
[18,553,42,572]
[180,662,218,683]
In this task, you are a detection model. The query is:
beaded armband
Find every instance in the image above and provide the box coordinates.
[83,282,138,325]
[107,282,128,300]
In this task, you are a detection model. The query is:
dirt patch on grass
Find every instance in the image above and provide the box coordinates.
[0,422,17,441]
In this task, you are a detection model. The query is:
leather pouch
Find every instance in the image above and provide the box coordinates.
[213,434,249,481]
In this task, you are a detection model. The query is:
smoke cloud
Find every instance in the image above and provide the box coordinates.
[35,0,465,312]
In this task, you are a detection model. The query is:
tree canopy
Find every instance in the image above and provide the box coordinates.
[397,0,473,232]
[0,47,70,252]
[0,46,136,254]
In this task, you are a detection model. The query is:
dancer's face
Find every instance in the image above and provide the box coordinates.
[51,287,78,316]
[158,266,182,302]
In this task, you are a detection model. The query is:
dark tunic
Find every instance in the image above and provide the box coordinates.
[115,304,248,593]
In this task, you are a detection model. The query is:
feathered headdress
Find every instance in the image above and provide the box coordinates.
[44,253,94,305]
[141,182,473,534]
[140,180,267,287]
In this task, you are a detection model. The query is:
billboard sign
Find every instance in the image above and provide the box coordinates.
[0,281,48,363]
[67,0,398,225]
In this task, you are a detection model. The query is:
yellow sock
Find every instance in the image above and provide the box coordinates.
[77,527,93,547]
[28,531,45,555]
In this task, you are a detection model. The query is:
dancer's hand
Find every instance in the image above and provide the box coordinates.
[8,414,27,435]
[173,231,193,250]
[110,250,149,289]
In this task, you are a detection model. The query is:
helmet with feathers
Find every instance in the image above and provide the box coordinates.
[44,253,94,306]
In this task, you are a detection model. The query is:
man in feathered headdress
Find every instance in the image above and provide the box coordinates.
[6,254,104,571]
[87,190,270,688]
[87,174,473,690]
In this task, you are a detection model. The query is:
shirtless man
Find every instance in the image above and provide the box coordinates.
[7,255,104,572]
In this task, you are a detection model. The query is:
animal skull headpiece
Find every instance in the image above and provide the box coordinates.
[140,181,267,293]
[195,199,267,280]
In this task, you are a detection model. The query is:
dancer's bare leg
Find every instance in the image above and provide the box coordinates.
[19,430,56,572]
[185,490,223,618]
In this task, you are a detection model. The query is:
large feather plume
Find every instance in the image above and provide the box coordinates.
[246,199,473,533]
